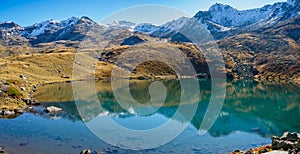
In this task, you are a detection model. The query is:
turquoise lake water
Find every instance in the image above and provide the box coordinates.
[0,79,299,154]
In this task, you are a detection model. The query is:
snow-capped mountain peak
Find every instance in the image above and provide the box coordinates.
[134,23,159,33]
[22,17,81,37]
[61,17,80,26]
[208,3,236,12]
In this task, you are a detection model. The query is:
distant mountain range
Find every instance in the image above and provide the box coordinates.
[0,0,299,83]
[0,0,300,47]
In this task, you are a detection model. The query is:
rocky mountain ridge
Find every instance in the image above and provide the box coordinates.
[1,0,300,45]
[0,1,299,82]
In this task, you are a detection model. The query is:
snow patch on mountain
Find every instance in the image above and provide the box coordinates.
[107,21,136,31]
[0,22,24,37]
[161,17,190,31]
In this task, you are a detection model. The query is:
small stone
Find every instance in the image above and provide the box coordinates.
[22,98,31,104]
[61,75,70,79]
[20,87,26,91]
[32,86,37,92]
[0,147,5,153]
[80,149,92,154]
[75,61,81,65]
[19,74,27,80]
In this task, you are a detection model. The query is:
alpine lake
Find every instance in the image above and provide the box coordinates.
[0,79,299,154]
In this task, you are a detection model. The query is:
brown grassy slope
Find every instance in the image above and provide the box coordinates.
[217,33,300,82]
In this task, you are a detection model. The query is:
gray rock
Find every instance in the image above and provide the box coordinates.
[4,110,15,116]
[45,106,63,113]
[80,149,92,154]
[272,132,300,150]
[14,109,24,114]
[280,132,299,142]
[0,84,9,92]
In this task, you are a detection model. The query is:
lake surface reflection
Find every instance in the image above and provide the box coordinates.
[0,79,299,153]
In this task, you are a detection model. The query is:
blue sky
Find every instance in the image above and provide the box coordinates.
[0,0,286,26]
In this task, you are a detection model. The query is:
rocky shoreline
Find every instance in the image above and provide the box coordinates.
[231,132,300,154]
[78,132,300,154]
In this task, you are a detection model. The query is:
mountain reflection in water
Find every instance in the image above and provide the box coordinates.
[32,79,300,138]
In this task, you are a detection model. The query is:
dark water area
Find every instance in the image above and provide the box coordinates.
[0,79,299,153]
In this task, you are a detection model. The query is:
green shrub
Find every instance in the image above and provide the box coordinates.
[7,87,23,98]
